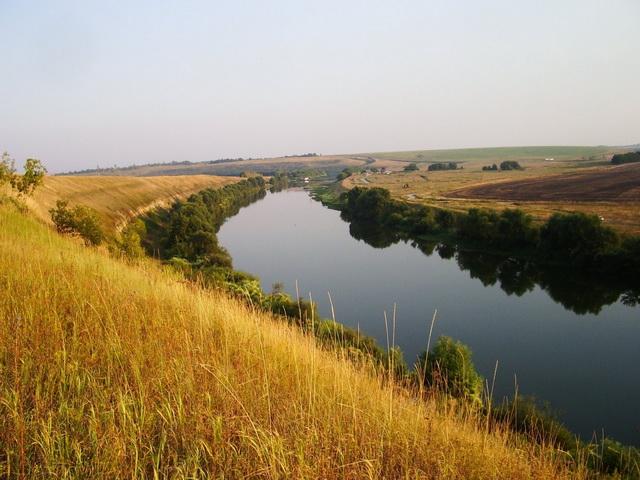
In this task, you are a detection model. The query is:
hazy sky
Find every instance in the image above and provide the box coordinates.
[1,1,638,172]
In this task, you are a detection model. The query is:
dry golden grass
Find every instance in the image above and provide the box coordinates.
[0,198,587,479]
[345,155,640,234]
[24,175,238,233]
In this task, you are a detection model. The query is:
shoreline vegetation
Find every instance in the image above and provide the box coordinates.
[326,185,640,284]
[2,162,640,477]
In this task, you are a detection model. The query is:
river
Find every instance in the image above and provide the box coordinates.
[218,189,640,445]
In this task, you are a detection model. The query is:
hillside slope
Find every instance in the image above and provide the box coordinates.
[25,175,238,232]
[0,197,585,479]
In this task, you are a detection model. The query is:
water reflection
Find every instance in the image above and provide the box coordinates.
[346,216,640,316]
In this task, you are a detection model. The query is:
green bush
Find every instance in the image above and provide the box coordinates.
[49,200,105,246]
[417,336,483,401]
[116,219,147,258]
[404,162,419,172]
[492,397,576,450]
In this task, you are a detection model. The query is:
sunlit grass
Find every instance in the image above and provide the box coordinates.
[0,198,587,478]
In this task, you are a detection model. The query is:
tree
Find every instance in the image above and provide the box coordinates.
[428,162,457,171]
[457,208,499,242]
[0,154,46,195]
[611,151,640,165]
[539,212,618,265]
[499,160,523,171]
[348,187,392,222]
[417,336,483,401]
[0,152,16,187]
[496,209,538,248]
[404,162,419,172]
[117,219,147,258]
[12,158,47,195]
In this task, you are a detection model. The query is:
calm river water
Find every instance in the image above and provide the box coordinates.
[218,189,640,445]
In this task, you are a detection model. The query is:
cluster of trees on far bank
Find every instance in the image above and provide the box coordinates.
[611,151,640,165]
[428,162,458,171]
[340,186,640,278]
[482,161,523,171]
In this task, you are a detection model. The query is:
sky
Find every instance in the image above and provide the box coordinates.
[1,0,638,173]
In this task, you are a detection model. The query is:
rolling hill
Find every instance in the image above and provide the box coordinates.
[24,175,238,233]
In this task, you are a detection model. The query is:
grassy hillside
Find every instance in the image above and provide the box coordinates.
[0,197,585,479]
[24,175,238,232]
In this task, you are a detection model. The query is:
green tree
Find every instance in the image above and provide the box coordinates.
[499,160,523,171]
[496,209,538,248]
[404,162,419,172]
[12,158,47,195]
[539,212,618,264]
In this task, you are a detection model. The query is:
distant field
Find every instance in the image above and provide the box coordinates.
[69,155,366,178]
[26,175,238,233]
[344,146,640,234]
[365,145,616,165]
[61,146,622,178]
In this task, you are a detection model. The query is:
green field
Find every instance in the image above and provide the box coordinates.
[365,145,617,165]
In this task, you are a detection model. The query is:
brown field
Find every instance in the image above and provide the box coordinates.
[451,162,640,202]
[344,148,640,234]
[24,175,238,233]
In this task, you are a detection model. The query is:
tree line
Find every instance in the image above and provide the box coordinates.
[340,187,640,279]
[611,151,640,165]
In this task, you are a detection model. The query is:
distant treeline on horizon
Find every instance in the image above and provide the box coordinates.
[58,153,321,176]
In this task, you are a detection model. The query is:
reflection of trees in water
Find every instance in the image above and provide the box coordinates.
[348,221,400,249]
[346,217,639,315]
